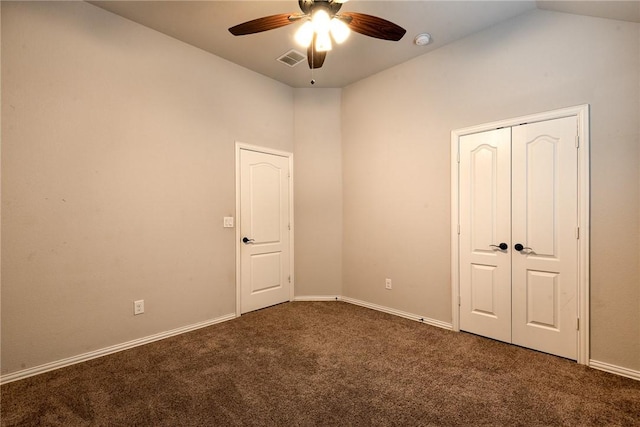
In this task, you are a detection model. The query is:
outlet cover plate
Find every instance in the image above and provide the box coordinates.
[134,300,144,315]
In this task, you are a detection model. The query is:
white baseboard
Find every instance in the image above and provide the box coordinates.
[0,313,236,385]
[339,296,453,330]
[589,359,640,381]
[294,295,453,330]
[293,295,340,302]
[10,302,636,385]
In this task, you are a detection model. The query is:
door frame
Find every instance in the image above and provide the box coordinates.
[235,142,294,317]
[450,105,590,364]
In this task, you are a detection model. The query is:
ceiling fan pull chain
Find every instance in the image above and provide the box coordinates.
[310,43,316,85]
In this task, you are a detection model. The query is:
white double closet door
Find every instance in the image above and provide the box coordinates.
[459,116,578,360]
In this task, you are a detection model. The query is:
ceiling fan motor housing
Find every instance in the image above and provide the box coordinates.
[299,0,343,16]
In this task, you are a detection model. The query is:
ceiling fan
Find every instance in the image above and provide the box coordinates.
[228,0,406,70]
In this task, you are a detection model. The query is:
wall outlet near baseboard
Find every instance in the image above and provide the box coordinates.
[385,278,392,290]
[134,300,144,315]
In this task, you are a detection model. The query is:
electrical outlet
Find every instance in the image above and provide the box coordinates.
[134,300,144,315]
[385,278,392,290]
[223,217,234,228]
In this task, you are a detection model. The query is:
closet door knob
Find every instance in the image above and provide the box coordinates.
[490,243,508,250]
[514,243,532,251]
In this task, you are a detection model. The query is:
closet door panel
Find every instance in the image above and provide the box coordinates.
[511,117,578,360]
[459,128,512,343]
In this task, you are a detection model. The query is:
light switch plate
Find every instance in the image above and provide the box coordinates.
[223,217,234,228]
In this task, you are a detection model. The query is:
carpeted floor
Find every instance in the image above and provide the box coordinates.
[1,301,639,426]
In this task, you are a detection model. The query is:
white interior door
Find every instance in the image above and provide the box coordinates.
[458,117,578,360]
[511,117,578,360]
[239,148,291,314]
[459,128,512,343]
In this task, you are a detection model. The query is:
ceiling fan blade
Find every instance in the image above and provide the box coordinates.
[307,40,327,69]
[340,12,406,41]
[229,13,297,36]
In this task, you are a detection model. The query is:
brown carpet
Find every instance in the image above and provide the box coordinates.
[1,301,639,426]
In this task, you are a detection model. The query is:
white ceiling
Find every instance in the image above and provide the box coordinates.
[89,1,640,88]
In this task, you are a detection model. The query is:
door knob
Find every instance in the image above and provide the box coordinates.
[242,237,255,244]
[514,243,532,251]
[490,243,508,250]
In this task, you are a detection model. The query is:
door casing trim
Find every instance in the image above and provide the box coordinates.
[450,105,590,364]
[235,142,294,317]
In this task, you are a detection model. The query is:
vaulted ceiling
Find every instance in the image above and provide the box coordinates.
[90,1,640,88]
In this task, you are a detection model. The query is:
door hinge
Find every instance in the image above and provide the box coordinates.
[575,135,580,148]
[458,296,461,306]
[288,275,291,283]
[576,318,580,331]
[457,224,460,235]
[288,223,291,231]
[575,227,580,239]
[457,151,460,163]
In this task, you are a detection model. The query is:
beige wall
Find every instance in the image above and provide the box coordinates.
[1,1,293,374]
[293,89,342,297]
[2,2,638,378]
[342,10,639,370]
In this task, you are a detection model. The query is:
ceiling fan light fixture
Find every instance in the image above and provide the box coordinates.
[315,30,332,52]
[329,18,350,44]
[311,8,331,33]
[294,21,314,47]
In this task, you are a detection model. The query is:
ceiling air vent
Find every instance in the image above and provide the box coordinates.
[277,49,306,67]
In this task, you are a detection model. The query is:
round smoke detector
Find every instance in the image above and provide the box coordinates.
[414,33,431,46]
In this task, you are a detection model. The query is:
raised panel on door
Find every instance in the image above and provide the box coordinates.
[250,162,283,243]
[459,128,512,343]
[240,149,291,314]
[511,117,578,360]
